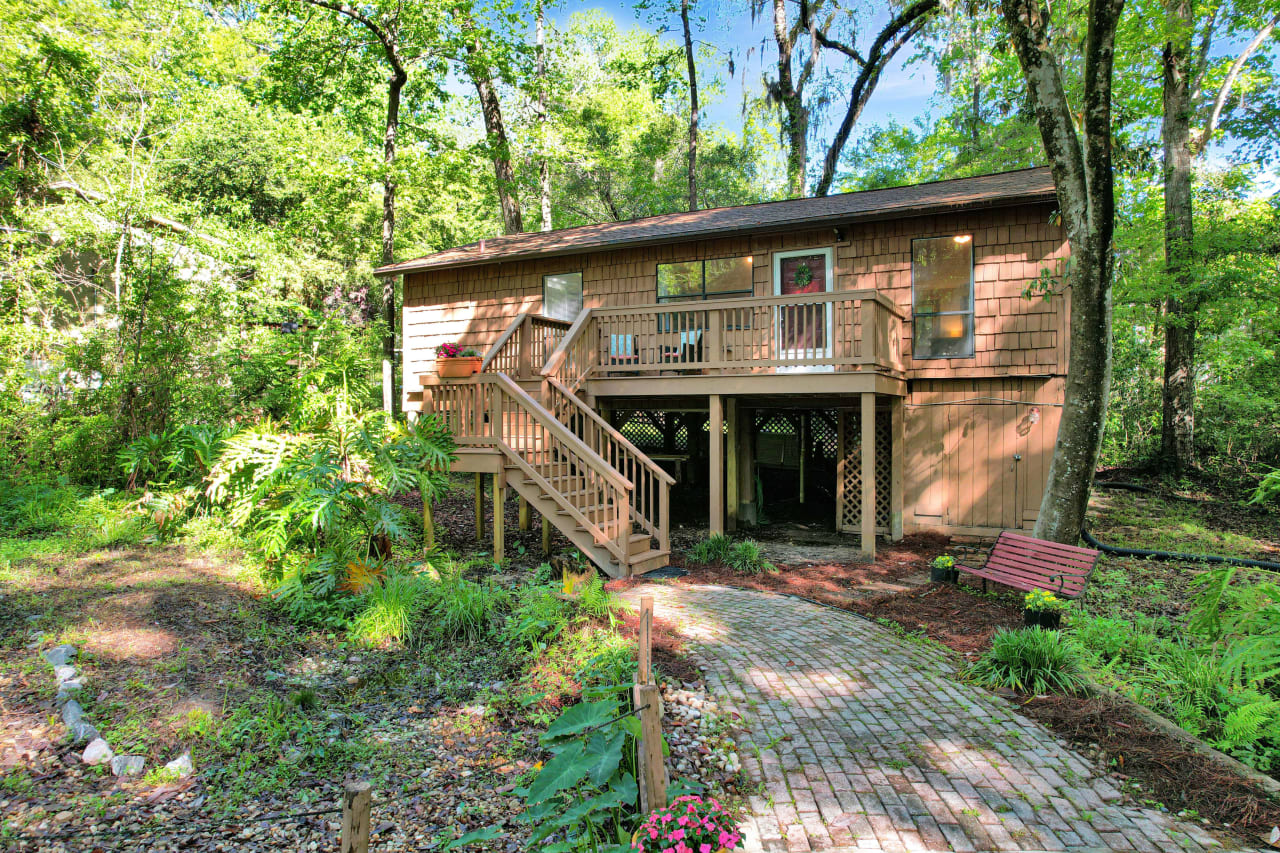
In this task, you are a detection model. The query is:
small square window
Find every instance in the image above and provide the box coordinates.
[543,272,583,322]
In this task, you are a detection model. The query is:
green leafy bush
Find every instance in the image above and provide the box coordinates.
[207,407,453,620]
[516,698,642,851]
[968,628,1088,695]
[351,571,433,645]
[688,533,732,565]
[430,570,510,642]
[727,540,776,575]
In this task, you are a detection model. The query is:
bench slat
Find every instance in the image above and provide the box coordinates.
[987,552,1094,578]
[990,541,1098,566]
[996,532,1099,558]
[970,565,1089,594]
[964,565,1090,597]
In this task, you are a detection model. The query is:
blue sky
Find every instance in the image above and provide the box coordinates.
[579,0,941,142]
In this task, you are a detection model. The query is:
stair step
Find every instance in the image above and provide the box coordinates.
[628,533,652,556]
[627,549,670,576]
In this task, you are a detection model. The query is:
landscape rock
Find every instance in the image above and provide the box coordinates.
[42,644,77,667]
[83,738,114,766]
[62,699,85,729]
[164,753,194,777]
[72,721,100,743]
[110,755,146,777]
[55,679,83,705]
[53,664,78,683]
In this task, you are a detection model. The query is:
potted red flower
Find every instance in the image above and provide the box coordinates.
[435,342,482,378]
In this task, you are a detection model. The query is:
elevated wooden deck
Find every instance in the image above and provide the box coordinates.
[419,297,905,575]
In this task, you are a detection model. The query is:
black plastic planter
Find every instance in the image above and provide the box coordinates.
[1023,609,1062,630]
[931,566,959,584]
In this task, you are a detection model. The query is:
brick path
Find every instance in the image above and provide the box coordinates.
[625,582,1243,853]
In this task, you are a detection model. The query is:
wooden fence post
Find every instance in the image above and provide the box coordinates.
[634,595,667,813]
[341,781,372,853]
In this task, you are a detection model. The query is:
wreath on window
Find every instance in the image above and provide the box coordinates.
[793,262,813,289]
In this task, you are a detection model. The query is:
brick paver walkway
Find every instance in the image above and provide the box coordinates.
[625,582,1243,853]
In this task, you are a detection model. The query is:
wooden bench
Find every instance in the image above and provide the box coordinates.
[957,531,1101,598]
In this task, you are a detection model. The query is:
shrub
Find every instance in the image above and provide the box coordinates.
[351,571,432,645]
[431,571,510,641]
[688,533,732,565]
[727,540,775,575]
[968,628,1088,695]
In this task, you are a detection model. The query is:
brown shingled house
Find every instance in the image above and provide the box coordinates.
[375,167,1069,577]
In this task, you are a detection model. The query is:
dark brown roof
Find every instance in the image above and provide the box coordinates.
[374,167,1055,276]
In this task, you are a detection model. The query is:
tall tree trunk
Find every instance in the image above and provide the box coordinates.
[772,0,807,198]
[1001,0,1125,544]
[1161,1,1196,473]
[382,71,405,372]
[465,35,523,235]
[536,2,551,232]
[681,0,699,212]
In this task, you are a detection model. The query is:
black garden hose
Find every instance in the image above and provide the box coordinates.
[1092,479,1202,501]
[1079,526,1280,572]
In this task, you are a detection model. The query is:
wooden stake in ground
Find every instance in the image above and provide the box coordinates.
[634,595,667,812]
[423,498,434,552]
[474,473,484,541]
[341,781,372,853]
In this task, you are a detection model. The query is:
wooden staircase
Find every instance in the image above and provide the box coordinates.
[432,361,671,578]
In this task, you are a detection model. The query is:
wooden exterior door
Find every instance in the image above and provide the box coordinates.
[904,379,1061,534]
[773,248,833,367]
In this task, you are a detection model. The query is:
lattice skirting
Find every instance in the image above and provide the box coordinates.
[836,407,892,541]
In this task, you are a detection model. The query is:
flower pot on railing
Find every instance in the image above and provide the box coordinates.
[436,356,482,378]
[435,343,482,379]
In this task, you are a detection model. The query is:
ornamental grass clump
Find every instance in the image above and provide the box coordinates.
[633,794,743,853]
[967,627,1088,695]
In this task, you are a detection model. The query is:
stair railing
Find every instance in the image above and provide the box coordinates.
[541,307,596,391]
[482,313,572,380]
[544,377,673,551]
[434,372,633,565]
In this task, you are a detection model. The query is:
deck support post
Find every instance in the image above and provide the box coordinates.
[725,398,739,532]
[423,499,434,552]
[474,473,484,541]
[891,396,905,541]
[493,470,506,561]
[541,515,551,557]
[709,394,724,535]
[738,406,756,525]
[518,496,531,531]
[860,393,876,559]
[798,413,807,504]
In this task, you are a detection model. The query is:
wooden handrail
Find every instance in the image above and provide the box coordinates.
[481,312,528,372]
[546,378,675,486]
[485,373,633,492]
[540,306,595,384]
[588,289,907,320]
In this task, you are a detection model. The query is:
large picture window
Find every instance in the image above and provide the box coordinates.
[656,256,753,303]
[912,235,974,359]
[543,272,583,322]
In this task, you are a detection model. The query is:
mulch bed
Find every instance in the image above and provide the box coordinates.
[667,533,947,602]
[1021,694,1280,844]
[847,582,1024,655]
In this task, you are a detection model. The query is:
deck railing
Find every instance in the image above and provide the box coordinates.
[432,373,632,563]
[544,377,672,551]
[481,313,572,380]
[543,290,904,384]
